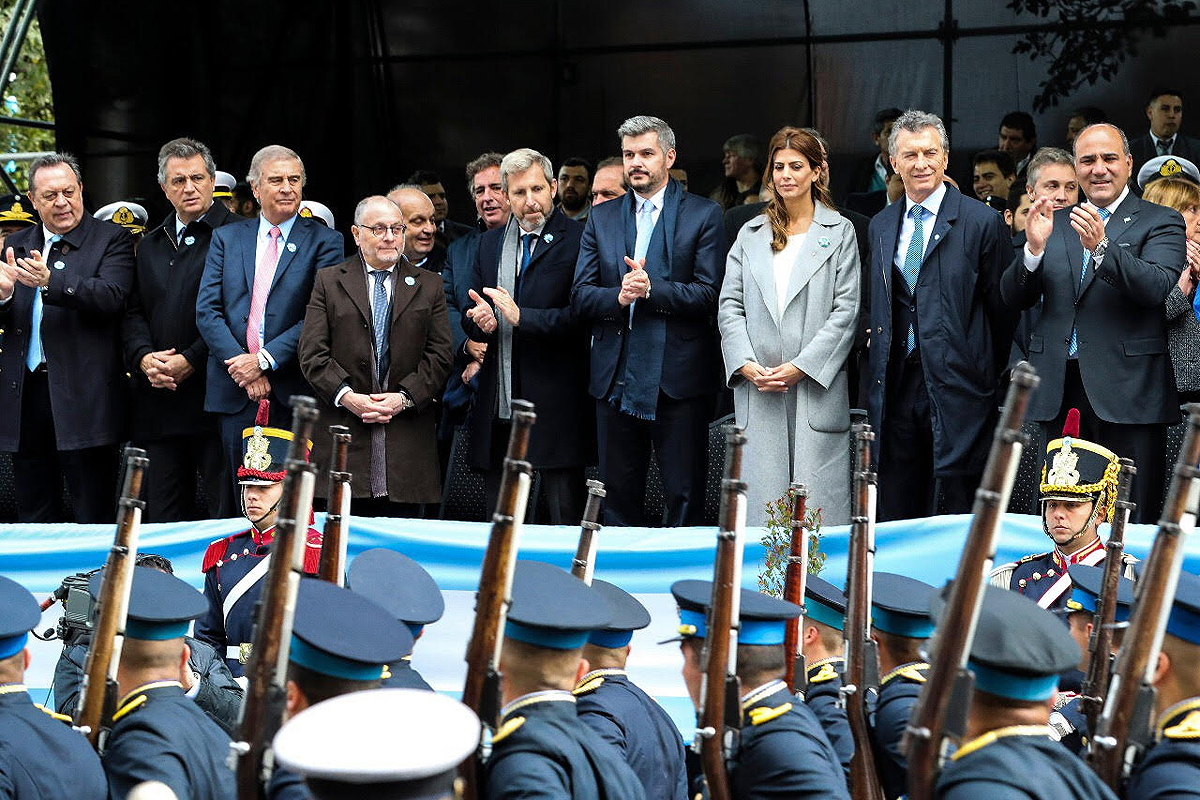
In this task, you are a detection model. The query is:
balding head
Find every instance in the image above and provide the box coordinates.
[387,186,437,263]
[351,195,405,270]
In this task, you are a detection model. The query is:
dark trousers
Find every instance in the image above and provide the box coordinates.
[596,393,709,527]
[878,355,979,521]
[346,496,422,518]
[218,400,293,503]
[12,368,118,523]
[484,465,586,525]
[1044,360,1167,524]
[136,432,233,521]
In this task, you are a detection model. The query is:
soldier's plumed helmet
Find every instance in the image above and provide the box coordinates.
[1039,408,1119,521]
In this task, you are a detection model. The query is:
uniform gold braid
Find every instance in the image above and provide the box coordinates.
[1039,456,1120,520]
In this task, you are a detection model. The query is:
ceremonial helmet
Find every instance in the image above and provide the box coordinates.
[1039,408,1120,534]
[238,399,311,486]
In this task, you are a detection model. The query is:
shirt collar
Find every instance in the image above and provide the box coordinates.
[258,213,298,240]
[1153,130,1177,147]
[905,181,947,219]
[635,183,668,214]
[41,224,66,247]
[361,254,396,276]
[517,219,547,239]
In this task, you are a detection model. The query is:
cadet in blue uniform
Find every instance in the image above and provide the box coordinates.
[990,408,1135,610]
[273,688,479,800]
[268,577,414,800]
[346,547,444,691]
[573,578,688,800]
[932,585,1117,800]
[195,400,323,677]
[798,575,854,783]
[868,572,937,800]
[1126,569,1200,799]
[670,579,850,800]
[0,574,106,800]
[97,567,236,800]
[487,560,647,800]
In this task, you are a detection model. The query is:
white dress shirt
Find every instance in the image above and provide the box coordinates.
[893,182,947,274]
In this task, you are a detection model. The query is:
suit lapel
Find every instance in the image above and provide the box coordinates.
[337,259,372,328]
[661,178,681,275]
[521,209,566,281]
[621,190,637,268]
[877,202,902,302]
[390,259,419,323]
[242,221,258,294]
[920,185,958,268]
[270,217,310,292]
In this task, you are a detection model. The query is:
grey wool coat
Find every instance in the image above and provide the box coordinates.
[718,203,861,526]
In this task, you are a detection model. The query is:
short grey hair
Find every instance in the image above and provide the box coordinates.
[499,148,554,193]
[387,183,422,195]
[156,137,216,185]
[247,145,305,186]
[617,115,677,153]
[888,110,950,158]
[28,153,82,192]
[353,195,401,226]
[1026,147,1075,188]
[1073,123,1131,157]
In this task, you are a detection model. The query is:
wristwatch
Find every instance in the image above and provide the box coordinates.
[256,350,270,371]
[1091,236,1109,260]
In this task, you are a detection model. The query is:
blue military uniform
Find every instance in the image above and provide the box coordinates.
[487,561,646,800]
[94,568,236,800]
[383,658,433,691]
[801,575,853,783]
[937,729,1118,799]
[574,579,687,800]
[0,574,105,800]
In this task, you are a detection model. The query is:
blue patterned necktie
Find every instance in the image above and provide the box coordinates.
[520,233,535,273]
[26,234,60,371]
[371,270,389,380]
[902,205,927,354]
[1067,207,1112,357]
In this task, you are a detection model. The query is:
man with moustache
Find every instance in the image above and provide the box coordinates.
[1001,123,1186,521]
[388,184,443,273]
[591,157,627,207]
[557,157,593,221]
[463,148,589,522]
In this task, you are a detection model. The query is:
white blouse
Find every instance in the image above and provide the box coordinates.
[773,233,806,317]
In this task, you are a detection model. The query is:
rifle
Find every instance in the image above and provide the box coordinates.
[783,482,810,694]
[570,479,606,585]
[75,446,149,748]
[460,399,537,800]
[1089,405,1200,789]
[842,426,886,800]
[318,425,352,585]
[1080,457,1135,733]
[904,362,1039,800]
[695,426,748,800]
[231,396,320,800]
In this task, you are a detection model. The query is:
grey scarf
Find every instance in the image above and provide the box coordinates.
[495,217,522,420]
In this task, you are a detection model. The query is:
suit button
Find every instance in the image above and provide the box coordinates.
[66,287,74,295]
[876,326,882,334]
[14,329,20,335]
[616,329,622,336]
[910,305,916,312]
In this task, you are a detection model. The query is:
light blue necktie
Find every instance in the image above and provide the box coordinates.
[26,234,60,371]
[630,201,655,328]
[902,205,926,354]
[1067,207,1112,358]
[370,270,389,381]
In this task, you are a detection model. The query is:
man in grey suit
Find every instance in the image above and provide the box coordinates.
[1001,123,1186,522]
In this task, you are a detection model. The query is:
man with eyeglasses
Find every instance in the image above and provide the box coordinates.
[298,195,452,517]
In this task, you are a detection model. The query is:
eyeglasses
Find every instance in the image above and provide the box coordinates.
[361,223,406,238]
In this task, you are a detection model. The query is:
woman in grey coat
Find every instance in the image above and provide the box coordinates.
[718,126,861,525]
[1144,171,1200,403]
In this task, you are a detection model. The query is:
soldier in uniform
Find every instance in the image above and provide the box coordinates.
[991,408,1136,610]
[487,560,646,800]
[798,575,854,782]
[273,687,479,800]
[670,579,850,800]
[345,547,444,691]
[1125,569,1200,798]
[97,567,236,800]
[932,585,1116,799]
[573,578,688,800]
[0,193,36,252]
[869,572,937,800]
[0,573,106,800]
[195,399,323,677]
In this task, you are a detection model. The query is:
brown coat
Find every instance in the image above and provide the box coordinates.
[299,255,453,503]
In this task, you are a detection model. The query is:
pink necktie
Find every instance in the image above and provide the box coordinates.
[246,226,281,352]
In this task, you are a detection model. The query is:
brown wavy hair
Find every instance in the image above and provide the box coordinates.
[763,126,835,252]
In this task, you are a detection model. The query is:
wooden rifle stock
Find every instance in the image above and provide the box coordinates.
[75,446,149,749]
[232,396,320,800]
[783,483,809,694]
[1089,405,1200,790]
[695,426,748,800]
[571,480,606,584]
[460,400,537,800]
[1081,457,1135,733]
[318,425,352,585]
[904,362,1038,800]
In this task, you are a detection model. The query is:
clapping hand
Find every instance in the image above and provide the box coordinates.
[1024,197,1055,256]
[619,256,650,306]
[466,289,498,334]
[1070,203,1106,252]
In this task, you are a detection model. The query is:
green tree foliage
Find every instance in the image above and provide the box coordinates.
[757,486,826,598]
[0,3,54,189]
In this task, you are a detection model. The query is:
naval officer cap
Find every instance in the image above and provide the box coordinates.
[804,575,847,632]
[94,201,148,235]
[505,560,611,650]
[0,574,41,659]
[299,200,335,229]
[273,687,479,800]
[872,573,938,639]
[668,579,802,646]
[88,566,207,641]
[290,578,414,681]
[213,170,237,198]
[931,584,1080,701]
[1064,564,1134,622]
[1138,154,1200,190]
[586,579,651,649]
[0,194,36,227]
[347,548,445,638]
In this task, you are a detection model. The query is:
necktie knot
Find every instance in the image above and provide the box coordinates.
[48,234,61,244]
[522,233,536,247]
[909,205,926,222]
[1098,207,1112,222]
[639,201,654,218]
[269,226,281,241]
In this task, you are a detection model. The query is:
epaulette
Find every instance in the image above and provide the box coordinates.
[882,663,928,685]
[112,694,147,722]
[303,529,324,575]
[34,704,73,723]
[492,715,525,744]
[1164,710,1200,740]
[573,676,605,696]
[749,703,792,726]
[202,536,235,573]
[808,661,839,684]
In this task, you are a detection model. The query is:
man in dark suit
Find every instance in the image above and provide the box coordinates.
[298,195,452,516]
[572,115,726,527]
[0,153,134,523]
[196,144,344,496]
[463,148,590,523]
[406,169,473,247]
[847,107,903,196]
[388,184,444,274]
[124,138,239,521]
[1129,88,1200,176]
[866,110,1015,521]
[1001,122,1185,522]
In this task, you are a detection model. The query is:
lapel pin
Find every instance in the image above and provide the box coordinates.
[1123,217,1131,224]
[817,236,830,248]
[53,260,65,270]
[286,242,297,252]
[934,234,941,240]
[404,275,416,286]
[543,233,554,243]
[183,235,196,246]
